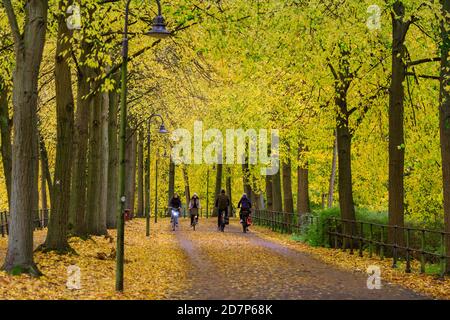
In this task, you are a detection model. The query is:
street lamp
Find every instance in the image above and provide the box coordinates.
[145,114,168,237]
[116,0,171,292]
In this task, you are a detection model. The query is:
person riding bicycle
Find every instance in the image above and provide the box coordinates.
[169,193,182,228]
[238,193,252,233]
[215,189,230,232]
[188,193,201,227]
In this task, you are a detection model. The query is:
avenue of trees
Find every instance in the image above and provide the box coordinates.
[0,0,449,274]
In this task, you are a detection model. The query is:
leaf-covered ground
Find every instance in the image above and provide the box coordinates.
[250,224,450,300]
[0,217,446,299]
[0,219,190,299]
[171,218,425,299]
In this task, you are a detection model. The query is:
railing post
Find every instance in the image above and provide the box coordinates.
[440,232,446,279]
[334,217,338,249]
[380,225,385,260]
[5,213,8,235]
[405,228,411,273]
[359,221,364,257]
[349,221,354,255]
[369,223,373,258]
[420,230,426,274]
[392,225,398,268]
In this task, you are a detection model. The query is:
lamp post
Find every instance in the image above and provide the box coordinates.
[116,0,171,292]
[146,114,168,237]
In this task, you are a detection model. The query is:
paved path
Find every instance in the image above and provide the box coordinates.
[170,218,427,300]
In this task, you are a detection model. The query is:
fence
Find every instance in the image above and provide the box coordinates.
[253,209,450,278]
[0,209,49,237]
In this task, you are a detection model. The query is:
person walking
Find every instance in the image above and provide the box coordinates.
[189,193,201,227]
[215,189,230,232]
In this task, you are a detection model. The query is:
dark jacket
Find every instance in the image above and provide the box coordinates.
[170,197,182,209]
[215,194,230,210]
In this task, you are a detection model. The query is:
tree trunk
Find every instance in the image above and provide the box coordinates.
[44,4,75,251]
[388,1,409,246]
[106,80,119,229]
[328,131,337,208]
[297,144,310,215]
[226,167,232,216]
[215,163,223,200]
[86,91,103,235]
[439,0,450,272]
[282,159,294,213]
[125,129,137,216]
[272,169,282,212]
[182,165,190,207]
[39,133,52,201]
[98,90,108,234]
[242,162,252,199]
[265,175,273,210]
[0,81,12,207]
[168,158,175,209]
[137,132,144,217]
[2,0,48,275]
[68,68,90,236]
[40,155,48,226]
[336,124,356,222]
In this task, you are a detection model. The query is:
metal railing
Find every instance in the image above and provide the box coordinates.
[253,209,450,277]
[0,209,49,237]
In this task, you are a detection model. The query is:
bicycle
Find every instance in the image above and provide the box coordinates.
[191,214,198,231]
[170,207,180,231]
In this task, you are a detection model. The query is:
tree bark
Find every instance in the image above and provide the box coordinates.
[182,164,190,207]
[39,133,52,201]
[226,167,232,216]
[68,69,90,236]
[125,129,137,216]
[0,81,12,207]
[168,158,175,209]
[328,130,337,208]
[44,3,75,251]
[388,1,409,245]
[2,0,48,275]
[265,174,273,211]
[215,163,223,200]
[297,144,310,215]
[242,162,252,199]
[282,158,294,213]
[40,155,48,226]
[272,169,282,212]
[86,91,103,235]
[439,0,450,272]
[106,79,119,229]
[98,90,108,234]
[336,124,356,221]
[137,132,144,217]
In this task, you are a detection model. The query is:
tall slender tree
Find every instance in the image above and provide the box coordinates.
[44,0,75,251]
[2,0,48,274]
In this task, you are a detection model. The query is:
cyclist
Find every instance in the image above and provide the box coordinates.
[238,193,252,233]
[169,193,182,230]
[215,189,230,232]
[189,193,201,227]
